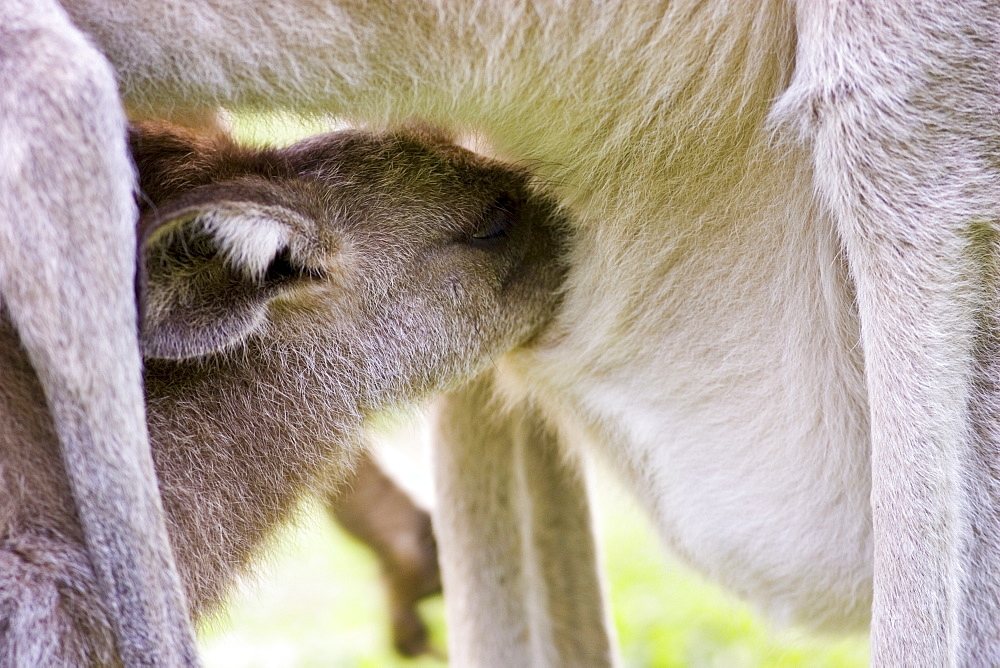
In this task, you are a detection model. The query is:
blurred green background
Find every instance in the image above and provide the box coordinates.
[197,469,869,668]
[197,116,870,667]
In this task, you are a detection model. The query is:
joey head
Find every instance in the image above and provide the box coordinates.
[0,121,568,665]
[133,118,570,627]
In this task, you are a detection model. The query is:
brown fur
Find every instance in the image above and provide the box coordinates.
[324,452,441,657]
[0,122,567,664]
[129,108,443,658]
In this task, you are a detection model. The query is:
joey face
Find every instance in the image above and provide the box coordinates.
[132,122,568,400]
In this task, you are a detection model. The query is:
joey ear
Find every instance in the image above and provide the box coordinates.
[129,121,218,208]
[138,196,314,360]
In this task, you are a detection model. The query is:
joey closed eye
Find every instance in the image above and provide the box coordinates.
[470,193,518,244]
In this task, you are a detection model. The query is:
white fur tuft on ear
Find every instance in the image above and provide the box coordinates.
[197,208,292,280]
[146,202,313,282]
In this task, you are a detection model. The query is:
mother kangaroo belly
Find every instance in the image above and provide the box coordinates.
[503,152,873,631]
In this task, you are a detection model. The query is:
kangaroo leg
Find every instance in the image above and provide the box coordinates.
[433,373,614,667]
[777,1,1000,662]
[322,451,441,657]
[0,2,196,664]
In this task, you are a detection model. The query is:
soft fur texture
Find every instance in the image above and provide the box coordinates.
[9,0,1000,664]
[0,122,568,664]
[0,3,197,665]
[131,90,447,658]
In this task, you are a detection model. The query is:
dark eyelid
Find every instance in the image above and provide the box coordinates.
[471,193,517,243]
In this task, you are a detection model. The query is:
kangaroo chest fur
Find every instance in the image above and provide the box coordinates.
[434,3,876,630]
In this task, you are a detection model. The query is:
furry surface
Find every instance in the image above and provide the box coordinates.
[26,0,1000,663]
[0,124,569,663]
[0,3,198,665]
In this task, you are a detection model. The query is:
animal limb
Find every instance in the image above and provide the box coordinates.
[0,3,197,665]
[322,451,442,657]
[773,2,1000,663]
[433,372,613,666]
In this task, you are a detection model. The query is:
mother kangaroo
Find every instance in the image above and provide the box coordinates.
[6,1,1000,665]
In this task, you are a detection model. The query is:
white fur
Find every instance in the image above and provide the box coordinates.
[31,0,1000,664]
[149,206,302,281]
[198,211,291,279]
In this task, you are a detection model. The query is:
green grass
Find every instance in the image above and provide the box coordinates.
[198,114,870,667]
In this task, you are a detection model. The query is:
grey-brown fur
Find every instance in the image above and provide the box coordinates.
[0,122,567,664]
[0,3,197,664]
[125,111,444,655]
[131,100,444,653]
